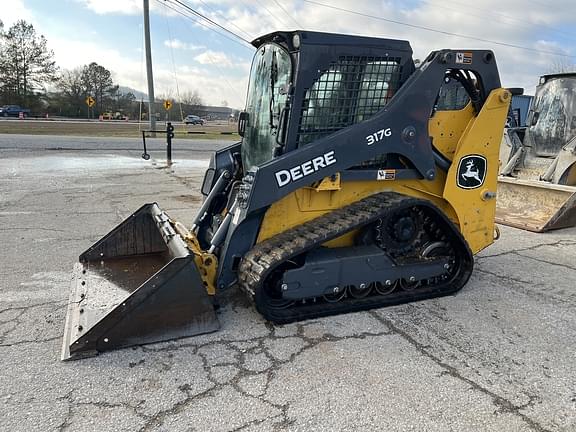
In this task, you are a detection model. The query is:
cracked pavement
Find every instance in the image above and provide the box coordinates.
[1,134,576,431]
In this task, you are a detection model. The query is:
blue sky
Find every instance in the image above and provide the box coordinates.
[2,0,575,108]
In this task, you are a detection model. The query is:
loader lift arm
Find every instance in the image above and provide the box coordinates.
[215,47,503,290]
[237,49,501,214]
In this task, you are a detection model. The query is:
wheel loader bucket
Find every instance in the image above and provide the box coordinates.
[61,203,220,360]
[496,177,576,232]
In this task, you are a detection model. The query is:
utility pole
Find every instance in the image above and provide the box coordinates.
[143,0,156,134]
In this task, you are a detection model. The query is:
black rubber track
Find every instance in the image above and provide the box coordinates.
[238,191,473,323]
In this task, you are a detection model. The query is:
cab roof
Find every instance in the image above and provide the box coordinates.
[251,30,412,54]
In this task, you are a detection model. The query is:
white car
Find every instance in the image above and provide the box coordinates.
[184,115,204,125]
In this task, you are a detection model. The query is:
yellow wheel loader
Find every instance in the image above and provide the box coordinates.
[497,73,576,232]
[62,31,511,360]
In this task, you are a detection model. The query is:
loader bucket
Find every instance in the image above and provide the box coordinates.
[496,177,576,232]
[61,203,219,360]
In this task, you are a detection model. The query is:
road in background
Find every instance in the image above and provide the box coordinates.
[0,119,239,138]
[0,117,235,126]
[1,133,576,431]
[0,134,233,160]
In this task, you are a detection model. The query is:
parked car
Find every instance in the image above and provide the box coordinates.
[0,105,31,117]
[184,114,204,125]
[101,111,128,121]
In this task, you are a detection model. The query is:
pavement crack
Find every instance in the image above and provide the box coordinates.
[370,311,550,432]
[0,227,66,232]
[56,390,150,431]
[475,267,531,285]
[56,390,74,432]
[138,386,217,432]
[0,335,60,347]
[475,268,576,307]
[136,315,392,431]
[0,299,67,345]
[229,417,274,432]
[513,251,576,271]
[477,240,576,260]
[0,299,67,314]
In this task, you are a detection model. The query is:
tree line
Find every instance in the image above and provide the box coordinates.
[0,19,204,119]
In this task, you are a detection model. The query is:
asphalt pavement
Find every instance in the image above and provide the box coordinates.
[1,134,575,431]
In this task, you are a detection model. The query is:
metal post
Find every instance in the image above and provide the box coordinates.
[143,0,156,136]
[166,122,174,166]
[141,130,150,160]
[138,99,143,130]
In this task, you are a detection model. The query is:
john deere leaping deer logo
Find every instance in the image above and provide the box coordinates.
[462,160,481,182]
[457,155,487,189]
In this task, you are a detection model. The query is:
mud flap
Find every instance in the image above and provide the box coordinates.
[496,177,576,232]
[61,203,220,360]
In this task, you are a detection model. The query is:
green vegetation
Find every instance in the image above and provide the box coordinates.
[0,20,57,112]
[0,119,239,139]
[0,19,210,121]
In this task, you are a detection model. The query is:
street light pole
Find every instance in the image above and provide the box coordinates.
[143,0,156,135]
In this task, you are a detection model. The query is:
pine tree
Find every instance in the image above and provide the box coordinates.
[0,20,57,107]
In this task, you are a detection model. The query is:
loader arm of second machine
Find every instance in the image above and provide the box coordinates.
[497,72,576,232]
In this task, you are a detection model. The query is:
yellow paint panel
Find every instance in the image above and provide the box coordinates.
[443,89,510,253]
[257,89,510,256]
[313,173,341,191]
[428,103,475,161]
[563,163,576,186]
[257,174,459,246]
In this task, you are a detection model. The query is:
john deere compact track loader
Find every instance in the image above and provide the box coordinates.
[62,31,511,360]
[497,73,576,232]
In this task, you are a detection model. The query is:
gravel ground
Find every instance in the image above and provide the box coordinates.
[1,134,575,431]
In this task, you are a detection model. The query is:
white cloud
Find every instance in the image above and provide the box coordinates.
[210,0,575,94]
[0,0,35,27]
[76,0,142,15]
[163,39,205,50]
[49,36,247,108]
[75,0,174,16]
[50,37,145,86]
[194,50,235,68]
[23,0,576,106]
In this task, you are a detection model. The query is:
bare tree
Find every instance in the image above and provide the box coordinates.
[179,89,204,107]
[56,68,85,115]
[81,62,118,113]
[177,89,204,118]
[156,89,175,103]
[52,64,136,118]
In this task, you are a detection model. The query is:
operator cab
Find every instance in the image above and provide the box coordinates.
[238,30,416,172]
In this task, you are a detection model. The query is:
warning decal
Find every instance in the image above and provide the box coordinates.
[377,169,396,180]
[455,52,473,65]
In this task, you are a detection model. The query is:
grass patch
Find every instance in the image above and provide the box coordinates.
[0,120,239,140]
